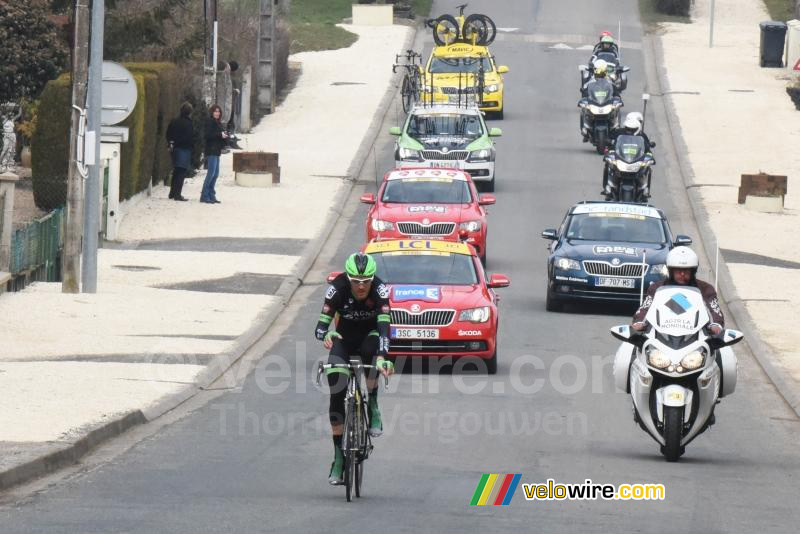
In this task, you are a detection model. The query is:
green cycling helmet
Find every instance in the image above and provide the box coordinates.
[345,252,377,278]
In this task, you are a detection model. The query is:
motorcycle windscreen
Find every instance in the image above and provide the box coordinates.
[615,135,645,163]
[588,79,613,105]
[644,286,710,336]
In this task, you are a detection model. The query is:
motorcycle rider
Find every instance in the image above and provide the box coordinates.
[315,252,395,485]
[580,60,621,141]
[592,31,620,57]
[602,112,656,197]
[632,247,724,335]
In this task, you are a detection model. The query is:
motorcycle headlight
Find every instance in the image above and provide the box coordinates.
[680,349,706,371]
[615,160,643,172]
[467,148,492,162]
[555,257,580,271]
[371,219,395,232]
[588,104,612,114]
[651,264,669,278]
[459,306,490,323]
[398,147,422,161]
[485,84,499,93]
[458,220,482,232]
[646,346,671,369]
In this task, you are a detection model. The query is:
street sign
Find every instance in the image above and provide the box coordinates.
[101,61,137,126]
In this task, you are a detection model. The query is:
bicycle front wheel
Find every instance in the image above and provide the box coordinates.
[432,14,460,46]
[401,75,413,113]
[465,14,496,45]
[343,397,356,502]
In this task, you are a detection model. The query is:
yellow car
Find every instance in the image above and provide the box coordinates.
[422,43,509,119]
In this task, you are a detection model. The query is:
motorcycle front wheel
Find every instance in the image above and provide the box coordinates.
[661,405,684,462]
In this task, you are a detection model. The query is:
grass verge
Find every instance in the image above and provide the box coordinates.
[412,0,434,17]
[289,0,358,54]
[762,0,795,21]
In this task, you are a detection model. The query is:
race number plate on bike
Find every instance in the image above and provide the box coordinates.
[596,277,635,289]
[391,327,440,339]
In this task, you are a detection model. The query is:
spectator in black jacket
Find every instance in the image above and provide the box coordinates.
[166,102,194,201]
[200,104,228,204]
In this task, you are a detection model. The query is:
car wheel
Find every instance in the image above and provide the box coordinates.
[545,286,562,312]
[486,347,497,375]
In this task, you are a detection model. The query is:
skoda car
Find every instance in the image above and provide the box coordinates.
[541,202,692,311]
[390,103,502,191]
[361,168,495,263]
[423,43,509,118]
[361,239,510,374]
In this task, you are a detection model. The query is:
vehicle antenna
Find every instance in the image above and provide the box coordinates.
[618,20,622,64]
[639,250,647,305]
[714,243,719,289]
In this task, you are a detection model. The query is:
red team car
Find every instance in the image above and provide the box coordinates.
[362,239,510,373]
[360,168,496,263]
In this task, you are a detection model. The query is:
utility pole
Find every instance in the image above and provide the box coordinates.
[63,0,91,293]
[82,0,104,293]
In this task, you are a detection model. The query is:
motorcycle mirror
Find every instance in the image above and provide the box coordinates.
[642,93,651,101]
[709,328,744,349]
[610,325,646,348]
[578,64,588,72]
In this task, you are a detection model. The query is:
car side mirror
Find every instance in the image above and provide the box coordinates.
[497,65,509,74]
[389,126,402,136]
[674,235,693,247]
[478,194,496,205]
[488,273,510,288]
[489,127,502,137]
[541,228,558,240]
[360,193,376,204]
[327,271,342,283]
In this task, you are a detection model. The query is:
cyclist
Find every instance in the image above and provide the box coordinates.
[315,252,394,485]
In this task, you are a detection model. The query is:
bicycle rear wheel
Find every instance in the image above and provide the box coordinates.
[465,14,496,45]
[432,15,460,46]
[401,75,413,113]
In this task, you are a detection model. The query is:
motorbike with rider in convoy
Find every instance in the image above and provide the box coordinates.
[601,111,656,202]
[578,60,623,153]
[580,33,629,97]
[610,247,742,462]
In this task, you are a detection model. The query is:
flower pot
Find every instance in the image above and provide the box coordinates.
[20,146,32,168]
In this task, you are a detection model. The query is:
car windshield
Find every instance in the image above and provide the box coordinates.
[565,213,666,243]
[382,179,472,203]
[429,56,490,74]
[406,113,483,138]
[373,252,478,285]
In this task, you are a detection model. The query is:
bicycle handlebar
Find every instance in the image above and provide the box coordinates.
[316,362,390,387]
[456,3,468,15]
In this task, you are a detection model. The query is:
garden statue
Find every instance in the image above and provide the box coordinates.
[0,117,16,173]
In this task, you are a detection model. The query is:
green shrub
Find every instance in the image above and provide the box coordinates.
[30,74,70,211]
[124,63,181,185]
[656,0,693,16]
[119,72,159,200]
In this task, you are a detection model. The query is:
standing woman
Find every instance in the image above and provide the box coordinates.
[200,104,228,203]
[166,102,194,201]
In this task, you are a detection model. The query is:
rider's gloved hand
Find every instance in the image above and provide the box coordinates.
[631,322,646,332]
[323,331,342,349]
[708,324,722,335]
[376,357,395,377]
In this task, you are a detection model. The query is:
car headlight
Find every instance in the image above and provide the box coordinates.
[398,147,422,161]
[651,264,669,278]
[554,257,580,271]
[646,346,670,369]
[680,349,706,371]
[371,219,395,232]
[459,306,490,323]
[467,148,492,162]
[459,220,482,232]
[485,84,499,93]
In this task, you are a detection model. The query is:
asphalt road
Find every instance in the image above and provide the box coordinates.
[3,1,799,532]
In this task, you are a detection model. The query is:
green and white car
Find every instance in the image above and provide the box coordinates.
[389,104,502,192]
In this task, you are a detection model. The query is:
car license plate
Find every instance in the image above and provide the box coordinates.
[391,328,439,339]
[430,161,455,168]
[596,277,635,288]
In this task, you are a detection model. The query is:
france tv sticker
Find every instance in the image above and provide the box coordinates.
[392,285,442,302]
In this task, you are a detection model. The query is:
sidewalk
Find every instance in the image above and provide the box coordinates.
[0,23,413,489]
[655,0,800,410]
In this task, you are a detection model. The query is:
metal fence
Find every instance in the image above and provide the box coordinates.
[8,207,64,291]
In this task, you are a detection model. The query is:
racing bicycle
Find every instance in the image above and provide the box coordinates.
[426,4,497,47]
[317,360,389,502]
[393,50,423,113]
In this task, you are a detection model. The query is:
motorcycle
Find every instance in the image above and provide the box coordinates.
[578,77,623,154]
[580,51,629,96]
[602,134,654,202]
[610,286,742,462]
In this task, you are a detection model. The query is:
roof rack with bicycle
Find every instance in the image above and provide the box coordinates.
[393,51,488,113]
[425,4,497,47]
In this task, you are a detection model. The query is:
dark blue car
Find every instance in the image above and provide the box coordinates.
[541,201,692,311]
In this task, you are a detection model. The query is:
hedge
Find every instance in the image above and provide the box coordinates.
[31,62,183,209]
[30,74,70,211]
[656,0,693,16]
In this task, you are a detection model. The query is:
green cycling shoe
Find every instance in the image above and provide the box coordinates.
[328,446,344,485]
[368,396,383,438]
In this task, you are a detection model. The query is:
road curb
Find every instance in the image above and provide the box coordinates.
[643,34,800,417]
[0,24,419,493]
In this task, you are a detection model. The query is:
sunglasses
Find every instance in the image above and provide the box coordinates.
[348,276,373,286]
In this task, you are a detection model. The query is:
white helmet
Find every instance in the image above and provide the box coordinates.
[593,59,608,77]
[623,113,642,135]
[666,246,699,270]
